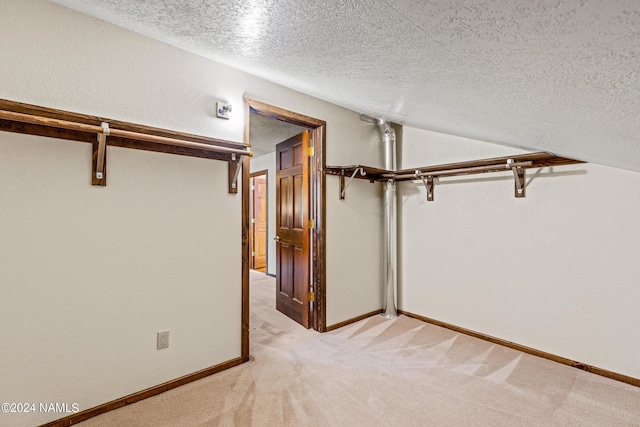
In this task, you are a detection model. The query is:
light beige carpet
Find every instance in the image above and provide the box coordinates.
[79,271,640,426]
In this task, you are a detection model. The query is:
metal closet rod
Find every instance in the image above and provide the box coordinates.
[409,160,533,179]
[0,109,252,157]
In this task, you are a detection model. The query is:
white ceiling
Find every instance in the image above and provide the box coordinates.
[53,0,640,171]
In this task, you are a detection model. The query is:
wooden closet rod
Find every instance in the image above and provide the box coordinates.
[0,109,252,157]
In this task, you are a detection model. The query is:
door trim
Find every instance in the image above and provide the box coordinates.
[243,97,327,335]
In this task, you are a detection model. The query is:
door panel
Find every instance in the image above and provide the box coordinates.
[293,176,304,230]
[279,150,292,174]
[293,245,305,303]
[252,175,267,270]
[279,176,290,228]
[278,242,293,297]
[276,130,310,328]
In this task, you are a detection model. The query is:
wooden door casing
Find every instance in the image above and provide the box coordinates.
[246,97,328,334]
[276,131,310,328]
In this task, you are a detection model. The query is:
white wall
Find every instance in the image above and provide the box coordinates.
[326,177,383,324]
[325,121,385,325]
[250,152,276,275]
[0,1,383,425]
[0,134,240,426]
[399,126,640,379]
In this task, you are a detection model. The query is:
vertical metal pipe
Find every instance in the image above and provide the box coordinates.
[360,114,398,318]
[382,179,398,318]
[380,122,398,318]
[380,122,396,171]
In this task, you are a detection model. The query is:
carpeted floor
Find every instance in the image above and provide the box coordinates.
[79,271,640,426]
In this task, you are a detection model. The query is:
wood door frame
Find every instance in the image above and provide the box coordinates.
[249,170,268,272]
[243,97,327,349]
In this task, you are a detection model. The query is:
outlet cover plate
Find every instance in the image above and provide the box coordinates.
[157,330,169,349]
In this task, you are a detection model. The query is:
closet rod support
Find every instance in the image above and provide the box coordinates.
[95,122,109,180]
[340,167,366,199]
[415,170,434,201]
[507,159,526,198]
[229,157,242,193]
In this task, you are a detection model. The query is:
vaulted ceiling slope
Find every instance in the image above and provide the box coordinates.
[53,0,640,171]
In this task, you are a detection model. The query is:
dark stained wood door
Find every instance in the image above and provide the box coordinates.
[276,131,310,328]
[252,175,267,271]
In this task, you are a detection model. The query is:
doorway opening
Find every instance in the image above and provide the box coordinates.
[242,98,327,349]
[249,170,268,274]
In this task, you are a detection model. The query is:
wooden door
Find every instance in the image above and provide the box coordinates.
[251,175,267,271]
[276,131,310,328]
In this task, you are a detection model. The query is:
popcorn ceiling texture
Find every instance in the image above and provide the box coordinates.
[53,0,640,171]
[250,113,307,157]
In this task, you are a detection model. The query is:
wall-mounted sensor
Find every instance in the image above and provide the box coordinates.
[216,102,232,119]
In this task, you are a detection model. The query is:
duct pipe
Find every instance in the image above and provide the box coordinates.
[361,115,398,318]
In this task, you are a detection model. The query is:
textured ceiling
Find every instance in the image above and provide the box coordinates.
[52,0,640,171]
[250,112,308,157]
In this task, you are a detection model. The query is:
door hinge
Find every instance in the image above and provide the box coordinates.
[308,291,315,302]
[251,184,255,191]
[251,251,255,256]
[251,218,255,224]
[308,147,314,157]
[308,219,315,229]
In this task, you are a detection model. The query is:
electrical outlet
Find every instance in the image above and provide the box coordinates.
[157,330,169,350]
